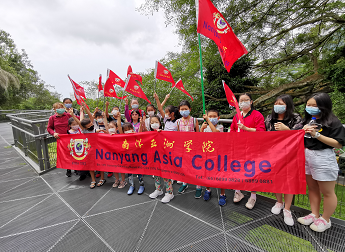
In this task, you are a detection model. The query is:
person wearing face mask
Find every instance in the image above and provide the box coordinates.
[176,100,200,197]
[120,123,146,195]
[297,93,345,232]
[124,98,146,123]
[264,94,302,226]
[154,93,181,132]
[63,98,80,116]
[105,101,124,130]
[230,93,266,210]
[47,102,76,177]
[200,109,224,202]
[147,116,175,203]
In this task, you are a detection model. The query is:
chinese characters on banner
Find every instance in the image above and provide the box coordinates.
[57,131,306,194]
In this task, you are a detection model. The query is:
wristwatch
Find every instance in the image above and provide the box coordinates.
[313,132,321,139]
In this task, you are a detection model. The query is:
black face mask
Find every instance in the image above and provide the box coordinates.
[87,125,94,131]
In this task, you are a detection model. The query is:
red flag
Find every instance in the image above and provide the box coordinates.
[127,65,143,84]
[196,0,248,72]
[98,74,103,91]
[103,71,126,99]
[125,74,151,104]
[68,75,86,99]
[173,79,193,101]
[154,61,175,86]
[222,80,243,123]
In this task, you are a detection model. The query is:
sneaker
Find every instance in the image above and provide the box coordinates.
[137,185,145,195]
[203,190,211,201]
[107,172,113,178]
[178,184,188,194]
[95,171,101,178]
[233,191,244,203]
[283,209,294,226]
[177,181,183,184]
[219,195,227,206]
[127,185,135,195]
[245,197,256,209]
[149,190,163,199]
[310,217,331,232]
[66,169,72,177]
[118,181,127,189]
[112,180,120,188]
[195,189,202,199]
[161,193,174,203]
[271,202,284,215]
[297,213,317,225]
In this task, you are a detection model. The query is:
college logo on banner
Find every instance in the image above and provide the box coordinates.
[68,139,91,161]
[213,13,230,34]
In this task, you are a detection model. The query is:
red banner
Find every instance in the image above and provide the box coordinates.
[196,0,248,72]
[154,61,175,85]
[57,130,306,194]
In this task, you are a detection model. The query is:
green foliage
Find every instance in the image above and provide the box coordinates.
[0,30,61,110]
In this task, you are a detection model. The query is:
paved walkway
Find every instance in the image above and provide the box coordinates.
[0,122,344,251]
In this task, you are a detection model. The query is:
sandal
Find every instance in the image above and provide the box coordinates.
[97,179,106,187]
[112,180,120,188]
[118,181,127,189]
[90,181,96,189]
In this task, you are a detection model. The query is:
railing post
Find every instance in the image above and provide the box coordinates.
[41,136,51,171]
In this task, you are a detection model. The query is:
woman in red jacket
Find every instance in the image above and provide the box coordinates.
[228,93,266,209]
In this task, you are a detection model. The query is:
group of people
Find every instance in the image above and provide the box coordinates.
[47,92,345,233]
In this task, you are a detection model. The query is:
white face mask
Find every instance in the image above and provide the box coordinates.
[97,118,104,123]
[151,123,160,130]
[112,110,119,116]
[239,101,251,110]
[165,114,171,119]
[108,128,116,133]
[147,111,154,117]
[71,125,79,130]
[124,130,135,134]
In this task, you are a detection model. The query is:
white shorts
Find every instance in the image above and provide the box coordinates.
[305,148,339,181]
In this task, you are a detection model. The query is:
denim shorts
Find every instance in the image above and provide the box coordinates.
[305,148,339,181]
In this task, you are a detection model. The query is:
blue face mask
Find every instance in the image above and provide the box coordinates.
[305,106,320,115]
[274,105,286,114]
[209,118,219,125]
[56,108,65,114]
[132,104,139,109]
[180,110,190,118]
[64,104,72,109]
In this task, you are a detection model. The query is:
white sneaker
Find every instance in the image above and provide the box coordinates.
[161,193,174,203]
[149,190,163,199]
[177,181,183,184]
[297,213,317,225]
[271,202,284,215]
[310,217,331,232]
[233,191,244,203]
[245,197,256,209]
[283,209,294,226]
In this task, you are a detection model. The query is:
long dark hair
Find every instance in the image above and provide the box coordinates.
[270,94,295,121]
[149,115,162,131]
[178,100,191,109]
[165,105,181,122]
[238,93,254,110]
[303,93,336,127]
[131,110,141,122]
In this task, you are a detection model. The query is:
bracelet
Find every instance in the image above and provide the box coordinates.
[313,132,321,139]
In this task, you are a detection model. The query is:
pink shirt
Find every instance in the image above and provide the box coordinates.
[47,113,74,135]
[230,109,266,132]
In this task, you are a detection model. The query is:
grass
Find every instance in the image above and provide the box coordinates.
[4,145,12,149]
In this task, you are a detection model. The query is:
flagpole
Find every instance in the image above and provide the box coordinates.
[197,33,206,114]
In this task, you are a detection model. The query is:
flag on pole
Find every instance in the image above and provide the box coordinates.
[223,80,243,123]
[127,65,143,84]
[173,79,193,101]
[196,0,248,72]
[68,75,89,109]
[125,74,151,104]
[98,74,103,91]
[103,71,127,99]
[154,61,175,86]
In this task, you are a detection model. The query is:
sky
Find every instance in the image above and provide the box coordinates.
[0,0,182,98]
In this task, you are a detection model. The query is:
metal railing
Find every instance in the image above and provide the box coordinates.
[5,111,345,219]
